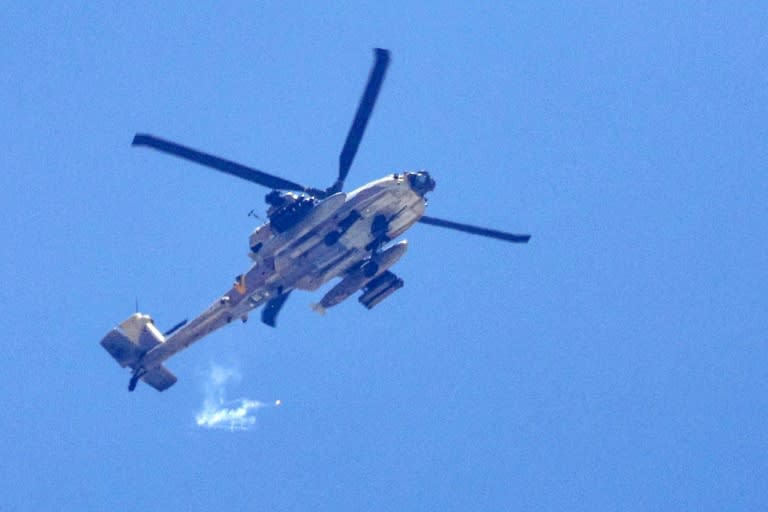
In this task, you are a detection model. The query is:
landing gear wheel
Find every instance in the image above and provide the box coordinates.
[324,231,341,246]
[363,261,379,277]
[371,214,388,238]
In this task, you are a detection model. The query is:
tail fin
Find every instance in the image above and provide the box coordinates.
[100,313,177,392]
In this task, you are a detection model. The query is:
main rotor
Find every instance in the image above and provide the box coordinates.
[132,48,530,244]
[133,49,390,201]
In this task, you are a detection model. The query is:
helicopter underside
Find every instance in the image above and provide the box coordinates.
[275,175,424,291]
[231,174,425,316]
[102,48,528,392]
[134,176,425,373]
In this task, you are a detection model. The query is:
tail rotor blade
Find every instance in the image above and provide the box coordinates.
[329,48,390,195]
[164,319,188,337]
[418,215,531,243]
[133,134,322,195]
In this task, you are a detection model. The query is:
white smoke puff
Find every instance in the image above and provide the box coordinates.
[195,365,276,431]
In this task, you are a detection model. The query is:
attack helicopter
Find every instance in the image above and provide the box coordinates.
[100,48,530,392]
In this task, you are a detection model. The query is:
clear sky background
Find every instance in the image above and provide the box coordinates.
[2,2,766,510]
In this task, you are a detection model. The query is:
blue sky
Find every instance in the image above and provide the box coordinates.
[2,2,766,510]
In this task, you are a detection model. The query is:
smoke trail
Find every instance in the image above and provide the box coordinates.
[195,365,279,431]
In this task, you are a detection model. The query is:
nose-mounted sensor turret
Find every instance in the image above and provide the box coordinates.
[407,171,436,196]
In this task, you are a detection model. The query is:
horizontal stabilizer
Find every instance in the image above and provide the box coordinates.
[100,328,143,368]
[142,365,177,392]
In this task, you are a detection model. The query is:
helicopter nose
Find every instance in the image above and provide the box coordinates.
[407,171,436,196]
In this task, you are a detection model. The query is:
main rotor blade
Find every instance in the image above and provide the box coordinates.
[418,215,531,243]
[331,48,390,194]
[133,134,320,194]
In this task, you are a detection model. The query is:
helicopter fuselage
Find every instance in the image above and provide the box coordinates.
[100,48,528,392]
[135,172,430,372]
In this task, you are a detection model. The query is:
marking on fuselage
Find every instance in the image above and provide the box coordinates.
[234,274,247,295]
